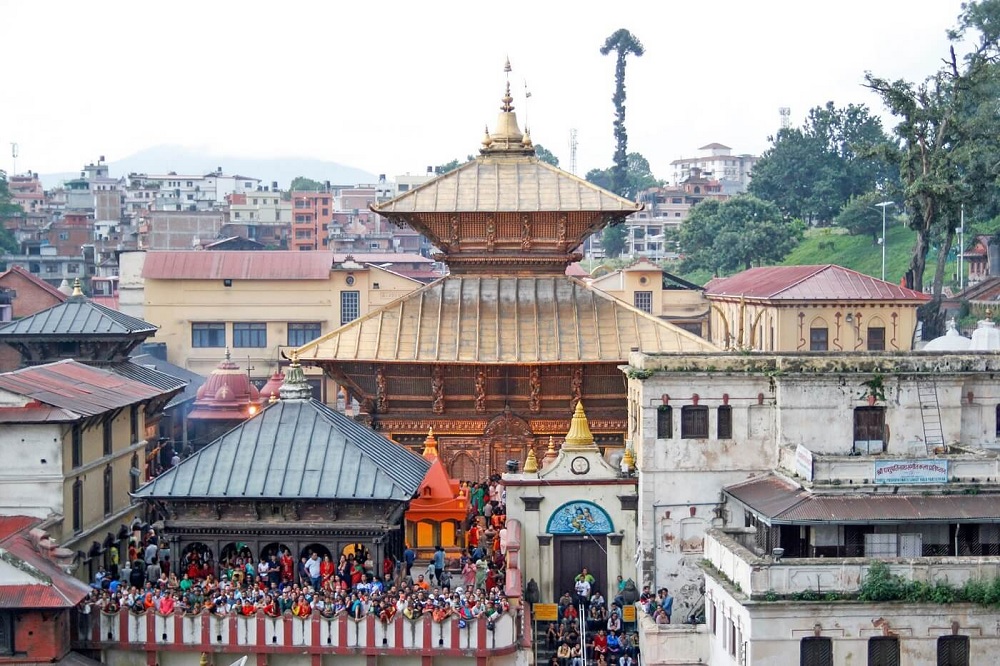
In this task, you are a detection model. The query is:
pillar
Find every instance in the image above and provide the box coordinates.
[537,535,552,602]
[608,533,624,602]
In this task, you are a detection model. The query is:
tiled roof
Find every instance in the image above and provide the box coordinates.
[134,398,429,502]
[0,295,157,337]
[0,585,81,608]
[0,266,68,302]
[0,516,41,540]
[142,251,333,280]
[295,275,718,363]
[704,265,930,302]
[725,474,1000,524]
[0,360,172,418]
[0,516,91,608]
[372,157,642,215]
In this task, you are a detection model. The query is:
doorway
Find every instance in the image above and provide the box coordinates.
[553,535,608,602]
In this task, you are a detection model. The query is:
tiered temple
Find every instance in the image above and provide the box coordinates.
[296,67,718,480]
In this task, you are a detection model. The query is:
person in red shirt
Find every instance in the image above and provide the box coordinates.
[280,550,294,583]
[320,555,335,589]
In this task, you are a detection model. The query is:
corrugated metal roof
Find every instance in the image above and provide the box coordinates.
[0,295,157,337]
[128,354,205,409]
[0,516,41,540]
[0,585,80,608]
[704,265,931,302]
[295,275,718,363]
[0,360,172,417]
[142,251,333,280]
[725,474,1000,524]
[133,398,429,501]
[0,516,91,608]
[372,157,642,215]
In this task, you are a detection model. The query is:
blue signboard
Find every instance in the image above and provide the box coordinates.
[546,501,614,535]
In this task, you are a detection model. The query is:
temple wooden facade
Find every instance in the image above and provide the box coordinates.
[297,69,718,480]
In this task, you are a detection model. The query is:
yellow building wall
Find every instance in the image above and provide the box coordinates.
[142,267,421,389]
[591,268,709,336]
[58,408,144,550]
[707,298,921,351]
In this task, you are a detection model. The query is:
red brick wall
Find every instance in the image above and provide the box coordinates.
[0,611,70,663]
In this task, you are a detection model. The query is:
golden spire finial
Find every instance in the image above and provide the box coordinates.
[482,125,493,149]
[542,435,558,467]
[522,128,533,148]
[564,402,596,449]
[523,446,539,474]
[501,81,514,113]
[199,654,210,666]
[422,427,439,460]
[290,350,299,366]
[70,278,83,298]
[622,447,636,471]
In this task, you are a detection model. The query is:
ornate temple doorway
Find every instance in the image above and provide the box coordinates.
[483,408,533,478]
[548,501,614,600]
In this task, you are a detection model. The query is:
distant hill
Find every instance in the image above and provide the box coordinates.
[40,145,377,189]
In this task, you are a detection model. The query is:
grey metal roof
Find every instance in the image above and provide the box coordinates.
[122,355,205,409]
[0,296,157,338]
[133,398,429,502]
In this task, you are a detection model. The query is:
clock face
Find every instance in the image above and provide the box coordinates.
[571,456,590,475]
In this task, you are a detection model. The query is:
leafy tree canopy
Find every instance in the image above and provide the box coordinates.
[533,144,559,167]
[679,195,804,275]
[749,102,896,224]
[434,156,476,175]
[835,191,896,243]
[0,176,22,254]
[289,176,325,192]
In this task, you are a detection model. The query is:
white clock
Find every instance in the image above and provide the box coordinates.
[571,456,590,475]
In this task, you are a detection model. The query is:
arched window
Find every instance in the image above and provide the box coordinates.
[103,465,113,517]
[72,478,83,534]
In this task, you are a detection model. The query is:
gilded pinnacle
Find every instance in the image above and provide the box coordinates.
[564,402,597,449]
[523,446,539,473]
[70,278,83,298]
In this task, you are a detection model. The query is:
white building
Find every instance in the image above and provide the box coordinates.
[626,351,1000,665]
[670,143,757,194]
[129,170,260,211]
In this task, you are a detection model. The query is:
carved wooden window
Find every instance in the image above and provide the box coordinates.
[800,637,833,666]
[853,407,886,452]
[681,406,709,439]
[717,406,732,439]
[103,465,113,517]
[656,407,672,439]
[936,635,969,666]
[809,327,828,351]
[633,291,653,314]
[72,478,83,534]
[868,327,886,351]
[868,637,900,666]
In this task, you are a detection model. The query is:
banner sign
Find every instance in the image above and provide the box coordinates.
[795,445,814,482]
[873,459,948,485]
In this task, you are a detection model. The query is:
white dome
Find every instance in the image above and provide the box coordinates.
[923,319,971,351]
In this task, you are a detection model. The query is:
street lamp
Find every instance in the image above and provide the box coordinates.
[874,201,894,281]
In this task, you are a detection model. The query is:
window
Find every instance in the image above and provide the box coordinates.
[800,637,832,666]
[192,323,226,348]
[995,404,1000,437]
[717,406,733,439]
[233,322,267,348]
[634,291,653,313]
[72,478,83,533]
[868,327,886,351]
[937,635,969,666]
[341,291,360,325]
[59,231,69,240]
[71,424,82,468]
[234,212,241,219]
[67,263,79,274]
[657,406,672,439]
[0,612,12,655]
[287,322,322,347]
[130,453,140,493]
[868,637,900,666]
[103,466,113,517]
[103,419,112,456]
[810,327,829,351]
[130,405,139,443]
[854,407,886,453]
[681,406,709,439]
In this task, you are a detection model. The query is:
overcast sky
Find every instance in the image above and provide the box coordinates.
[0,0,968,182]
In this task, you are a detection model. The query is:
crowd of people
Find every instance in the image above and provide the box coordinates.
[81,521,511,626]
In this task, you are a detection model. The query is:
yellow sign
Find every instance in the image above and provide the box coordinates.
[534,603,559,621]
[622,605,636,622]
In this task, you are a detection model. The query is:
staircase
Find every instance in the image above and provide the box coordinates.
[916,378,945,454]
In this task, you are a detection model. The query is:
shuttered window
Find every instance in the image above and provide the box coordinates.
[681,406,709,439]
[800,637,832,666]
[657,407,672,439]
[717,406,733,439]
[937,635,969,666]
[868,636,900,666]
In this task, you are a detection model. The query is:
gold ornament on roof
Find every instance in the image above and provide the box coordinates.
[523,446,539,473]
[564,402,597,449]
[482,125,493,149]
[622,447,636,471]
[70,278,84,298]
[422,427,439,459]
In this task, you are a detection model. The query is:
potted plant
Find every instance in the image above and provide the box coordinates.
[859,373,886,405]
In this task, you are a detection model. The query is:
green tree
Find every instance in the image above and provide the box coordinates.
[865,0,1000,331]
[586,153,659,258]
[289,176,325,191]
[0,176,22,254]
[749,102,895,224]
[600,29,645,197]
[679,195,803,274]
[434,156,475,175]
[835,191,893,243]
[534,144,559,167]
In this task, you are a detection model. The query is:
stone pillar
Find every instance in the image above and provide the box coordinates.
[537,535,552,602]
[608,532,624,602]
[521,496,544,600]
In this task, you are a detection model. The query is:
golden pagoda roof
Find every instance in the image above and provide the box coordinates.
[372,158,641,215]
[295,275,718,364]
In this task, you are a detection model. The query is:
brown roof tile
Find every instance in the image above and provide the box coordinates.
[705,265,930,302]
[142,251,333,280]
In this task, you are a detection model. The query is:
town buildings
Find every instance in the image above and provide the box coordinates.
[670,142,758,194]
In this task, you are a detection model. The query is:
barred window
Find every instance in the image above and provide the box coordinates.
[341,291,360,325]
[868,327,886,351]
[633,291,653,313]
[717,406,733,439]
[72,478,83,533]
[103,466,113,517]
[810,327,829,351]
[657,407,672,439]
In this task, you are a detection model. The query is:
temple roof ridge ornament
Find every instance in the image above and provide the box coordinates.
[564,402,597,450]
[278,351,312,401]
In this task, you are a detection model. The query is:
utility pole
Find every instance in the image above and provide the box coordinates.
[10,143,17,177]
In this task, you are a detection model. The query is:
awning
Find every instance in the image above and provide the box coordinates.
[725,474,1000,525]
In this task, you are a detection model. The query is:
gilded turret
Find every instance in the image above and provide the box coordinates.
[480,60,534,156]
[422,427,439,460]
[523,446,539,474]
[564,402,597,450]
[542,435,559,467]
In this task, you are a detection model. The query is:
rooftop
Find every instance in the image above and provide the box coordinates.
[142,251,334,280]
[0,287,157,338]
[704,264,930,302]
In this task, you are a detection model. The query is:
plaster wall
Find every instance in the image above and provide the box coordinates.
[0,422,63,518]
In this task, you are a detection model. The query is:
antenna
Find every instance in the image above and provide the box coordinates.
[523,79,532,131]
[569,129,578,175]
[10,143,17,177]
[779,107,791,130]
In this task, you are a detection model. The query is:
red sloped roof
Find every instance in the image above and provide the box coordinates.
[704,265,930,302]
[0,585,81,608]
[142,251,333,280]
[0,516,91,608]
[0,516,41,540]
[405,457,466,521]
[0,266,68,302]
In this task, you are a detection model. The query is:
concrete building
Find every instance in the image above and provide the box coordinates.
[670,143,758,194]
[625,351,1000,665]
[704,264,930,352]
[136,210,225,250]
[128,171,260,212]
[290,190,334,251]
